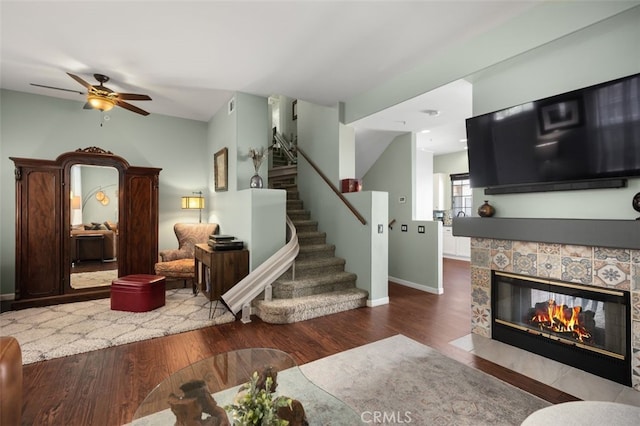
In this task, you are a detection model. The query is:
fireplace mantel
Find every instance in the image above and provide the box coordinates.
[453,218,640,250]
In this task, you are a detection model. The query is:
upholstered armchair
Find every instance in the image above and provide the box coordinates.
[154,223,218,293]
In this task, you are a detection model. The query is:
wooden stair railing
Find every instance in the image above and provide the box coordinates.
[295,145,367,225]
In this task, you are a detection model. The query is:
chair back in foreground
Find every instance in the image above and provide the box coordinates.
[0,336,22,426]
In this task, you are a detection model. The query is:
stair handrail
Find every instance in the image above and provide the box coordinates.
[272,129,298,165]
[221,216,299,315]
[295,145,367,225]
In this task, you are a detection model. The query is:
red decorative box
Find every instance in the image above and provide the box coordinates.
[111,274,166,312]
[340,179,362,193]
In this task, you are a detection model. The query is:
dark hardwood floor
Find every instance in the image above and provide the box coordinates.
[20,258,578,425]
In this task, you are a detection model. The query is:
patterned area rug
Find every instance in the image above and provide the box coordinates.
[299,335,551,425]
[70,269,117,289]
[132,335,551,425]
[1,289,236,364]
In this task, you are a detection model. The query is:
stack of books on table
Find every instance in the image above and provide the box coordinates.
[208,235,244,251]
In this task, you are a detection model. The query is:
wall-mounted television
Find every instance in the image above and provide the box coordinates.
[466,73,640,193]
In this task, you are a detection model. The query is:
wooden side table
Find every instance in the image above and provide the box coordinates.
[194,243,249,317]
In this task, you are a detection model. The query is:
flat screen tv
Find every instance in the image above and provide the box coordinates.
[466,73,640,192]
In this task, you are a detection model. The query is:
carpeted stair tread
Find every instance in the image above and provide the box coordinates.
[296,231,327,245]
[273,271,357,298]
[253,288,368,324]
[256,175,368,324]
[296,243,335,259]
[282,258,345,280]
[286,209,310,220]
[292,219,317,226]
[287,200,303,208]
[278,184,297,191]
[292,219,318,233]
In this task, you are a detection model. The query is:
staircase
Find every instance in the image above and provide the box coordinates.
[252,165,368,324]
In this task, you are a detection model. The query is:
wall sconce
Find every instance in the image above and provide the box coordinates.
[181,191,205,223]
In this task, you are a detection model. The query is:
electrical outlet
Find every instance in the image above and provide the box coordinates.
[401,224,408,232]
[378,224,384,234]
[418,225,425,234]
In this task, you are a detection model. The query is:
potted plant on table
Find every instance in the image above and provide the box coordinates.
[225,370,292,425]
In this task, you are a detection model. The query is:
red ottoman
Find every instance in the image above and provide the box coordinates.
[111,274,166,312]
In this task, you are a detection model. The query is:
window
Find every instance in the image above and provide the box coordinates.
[451,173,472,217]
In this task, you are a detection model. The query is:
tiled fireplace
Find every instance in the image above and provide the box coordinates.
[454,218,640,391]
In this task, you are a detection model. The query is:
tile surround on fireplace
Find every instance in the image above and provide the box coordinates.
[467,236,640,391]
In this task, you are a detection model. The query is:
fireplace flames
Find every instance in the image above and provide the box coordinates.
[529,299,593,343]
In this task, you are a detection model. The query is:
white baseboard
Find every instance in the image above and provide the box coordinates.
[443,254,470,261]
[388,276,443,295]
[367,297,389,307]
[0,293,15,302]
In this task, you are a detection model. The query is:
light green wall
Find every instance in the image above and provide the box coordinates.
[79,166,119,224]
[364,133,442,293]
[297,101,388,303]
[434,151,469,211]
[339,123,355,180]
[434,151,469,175]
[235,93,270,190]
[343,1,639,124]
[413,143,433,220]
[207,93,285,270]
[0,89,208,296]
[469,6,640,219]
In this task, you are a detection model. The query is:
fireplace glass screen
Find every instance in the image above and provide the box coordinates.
[493,272,628,359]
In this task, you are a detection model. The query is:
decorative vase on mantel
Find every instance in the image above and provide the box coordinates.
[478,200,496,217]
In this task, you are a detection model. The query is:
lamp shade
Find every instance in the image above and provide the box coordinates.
[71,196,81,210]
[181,196,205,210]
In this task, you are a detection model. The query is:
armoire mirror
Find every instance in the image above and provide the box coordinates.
[11,147,161,309]
[69,164,119,290]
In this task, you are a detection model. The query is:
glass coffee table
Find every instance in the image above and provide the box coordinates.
[132,348,361,425]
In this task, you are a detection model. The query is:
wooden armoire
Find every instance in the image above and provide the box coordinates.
[10,147,162,309]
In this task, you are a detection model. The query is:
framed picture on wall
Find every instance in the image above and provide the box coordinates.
[292,99,298,120]
[214,147,228,192]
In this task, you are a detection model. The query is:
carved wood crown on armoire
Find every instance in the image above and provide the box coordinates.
[10,147,162,309]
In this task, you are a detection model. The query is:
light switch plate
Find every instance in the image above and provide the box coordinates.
[401,224,408,232]
[418,225,425,233]
[378,224,384,234]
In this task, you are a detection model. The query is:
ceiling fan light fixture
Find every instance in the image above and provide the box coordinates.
[87,94,115,112]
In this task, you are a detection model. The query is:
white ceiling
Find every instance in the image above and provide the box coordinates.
[1,0,538,173]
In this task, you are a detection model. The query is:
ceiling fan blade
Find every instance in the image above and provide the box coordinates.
[116,93,152,101]
[67,72,94,90]
[115,100,150,116]
[30,83,84,95]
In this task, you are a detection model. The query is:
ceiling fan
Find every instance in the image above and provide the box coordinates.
[30,73,152,116]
